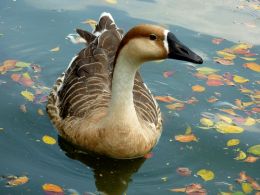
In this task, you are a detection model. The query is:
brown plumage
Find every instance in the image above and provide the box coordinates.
[47,12,203,159]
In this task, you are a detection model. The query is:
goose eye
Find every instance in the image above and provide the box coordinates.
[149,34,157,41]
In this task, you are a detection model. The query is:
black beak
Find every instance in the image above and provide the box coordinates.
[167,32,203,64]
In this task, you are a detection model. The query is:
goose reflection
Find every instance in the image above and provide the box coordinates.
[58,136,146,195]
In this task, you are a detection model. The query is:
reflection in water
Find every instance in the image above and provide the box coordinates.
[58,136,146,195]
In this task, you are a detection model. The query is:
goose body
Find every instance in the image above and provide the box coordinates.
[47,13,203,159]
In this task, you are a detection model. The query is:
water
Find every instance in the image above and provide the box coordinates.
[0,0,260,194]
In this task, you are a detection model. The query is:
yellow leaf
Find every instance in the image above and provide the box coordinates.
[50,46,60,52]
[240,57,256,61]
[105,0,117,4]
[217,50,236,60]
[232,43,252,51]
[197,169,215,181]
[37,109,44,116]
[166,102,185,110]
[244,62,260,72]
[192,85,205,92]
[200,118,214,127]
[227,139,240,147]
[233,75,249,83]
[22,72,31,79]
[215,122,244,134]
[185,125,192,135]
[196,67,219,75]
[242,182,253,194]
[21,90,35,102]
[42,135,56,145]
[244,117,256,126]
[81,19,97,29]
[217,114,233,124]
[7,176,29,186]
[235,150,247,160]
[42,183,63,193]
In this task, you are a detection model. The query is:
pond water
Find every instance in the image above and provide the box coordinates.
[0,0,260,194]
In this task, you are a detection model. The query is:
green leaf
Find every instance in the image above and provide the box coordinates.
[15,61,31,68]
[247,144,260,156]
[196,67,219,75]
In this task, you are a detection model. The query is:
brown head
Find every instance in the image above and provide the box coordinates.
[115,24,203,65]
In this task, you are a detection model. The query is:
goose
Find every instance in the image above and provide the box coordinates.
[47,12,203,159]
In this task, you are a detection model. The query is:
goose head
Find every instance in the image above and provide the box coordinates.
[116,24,203,65]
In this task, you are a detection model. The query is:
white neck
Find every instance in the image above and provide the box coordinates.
[106,46,141,127]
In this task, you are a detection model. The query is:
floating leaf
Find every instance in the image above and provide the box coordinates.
[20,104,27,113]
[200,117,214,127]
[214,58,234,65]
[244,117,256,126]
[212,38,224,45]
[42,183,64,194]
[155,96,176,103]
[234,150,247,160]
[175,134,197,142]
[15,61,30,68]
[247,145,260,156]
[21,90,35,102]
[185,125,192,135]
[227,139,240,147]
[243,62,260,72]
[105,0,117,4]
[242,183,253,194]
[207,79,224,86]
[50,46,60,52]
[207,96,218,103]
[42,135,56,145]
[7,176,29,187]
[197,169,215,181]
[192,85,205,92]
[217,114,233,124]
[217,50,236,60]
[170,183,207,194]
[37,109,44,116]
[215,122,244,134]
[176,167,192,176]
[196,67,219,75]
[163,71,174,78]
[0,59,17,73]
[240,57,256,61]
[11,73,21,82]
[81,19,97,29]
[166,102,185,110]
[232,43,252,51]
[243,155,259,163]
[233,75,249,83]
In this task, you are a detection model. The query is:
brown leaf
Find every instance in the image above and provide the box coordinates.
[176,167,192,176]
[243,155,259,163]
[166,102,185,110]
[155,96,176,103]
